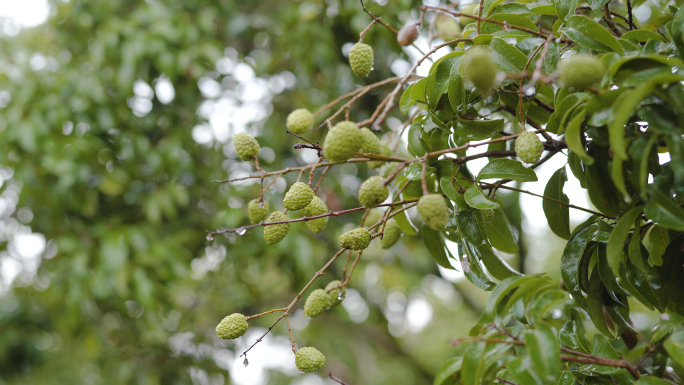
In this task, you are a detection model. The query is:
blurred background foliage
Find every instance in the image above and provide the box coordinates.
[0,0,589,384]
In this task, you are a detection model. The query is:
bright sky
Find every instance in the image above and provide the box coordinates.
[0,0,49,28]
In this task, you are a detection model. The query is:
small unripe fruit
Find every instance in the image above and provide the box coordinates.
[358,176,389,208]
[247,199,269,224]
[481,209,494,227]
[283,182,314,211]
[436,14,462,41]
[233,133,260,161]
[515,131,544,164]
[380,219,402,249]
[368,142,392,169]
[263,211,290,244]
[325,280,345,307]
[397,23,419,46]
[286,108,314,134]
[360,127,381,154]
[460,3,479,26]
[216,313,248,340]
[295,347,326,372]
[364,209,383,228]
[418,194,449,230]
[339,227,372,250]
[300,195,329,233]
[304,288,332,317]
[323,121,363,162]
[463,47,498,91]
[558,54,606,90]
[349,42,374,77]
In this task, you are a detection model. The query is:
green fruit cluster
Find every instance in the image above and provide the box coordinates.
[436,14,461,41]
[300,196,329,233]
[283,182,314,211]
[349,42,374,77]
[463,47,498,91]
[295,347,326,372]
[380,219,402,249]
[233,133,260,161]
[358,176,389,208]
[558,54,605,90]
[481,209,494,227]
[304,289,332,318]
[263,211,290,244]
[286,108,314,134]
[364,209,383,228]
[247,199,270,224]
[215,313,248,340]
[325,280,345,307]
[339,227,371,250]
[515,131,543,164]
[323,121,363,162]
[459,3,479,26]
[418,194,449,230]
[360,127,381,154]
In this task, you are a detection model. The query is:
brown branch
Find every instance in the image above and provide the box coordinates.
[360,0,398,33]
[246,308,286,321]
[603,5,623,37]
[476,0,485,35]
[329,372,350,385]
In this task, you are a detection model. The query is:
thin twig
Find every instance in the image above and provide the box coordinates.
[603,5,623,37]
[329,372,350,385]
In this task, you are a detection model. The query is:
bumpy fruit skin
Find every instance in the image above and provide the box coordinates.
[397,24,419,46]
[263,211,290,244]
[216,313,248,340]
[300,196,329,233]
[436,14,462,41]
[323,121,363,162]
[381,219,402,249]
[364,209,383,228]
[286,108,314,134]
[515,131,544,164]
[558,54,606,90]
[349,42,374,77]
[459,3,479,26]
[481,209,494,227]
[463,47,498,91]
[360,127,381,154]
[233,133,260,161]
[325,280,344,307]
[303,289,332,317]
[247,199,269,224]
[283,182,314,211]
[418,194,449,230]
[339,227,372,250]
[368,142,392,168]
[358,176,389,208]
[295,347,326,372]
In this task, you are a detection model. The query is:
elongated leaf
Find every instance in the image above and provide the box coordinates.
[464,184,502,209]
[663,330,684,368]
[606,206,643,276]
[460,240,496,290]
[582,334,622,374]
[478,246,521,280]
[669,5,684,61]
[461,341,487,385]
[563,15,624,54]
[427,57,460,111]
[559,309,591,352]
[553,0,578,21]
[422,224,455,269]
[647,225,669,266]
[644,186,684,231]
[565,108,593,165]
[486,275,538,320]
[609,83,655,160]
[478,159,538,182]
[561,225,597,308]
[543,167,571,240]
[487,37,528,72]
[524,323,561,384]
[457,208,488,247]
[448,65,466,113]
[658,236,684,316]
[408,121,427,157]
[455,117,504,141]
[635,377,673,385]
[620,29,667,42]
[587,267,614,337]
[487,209,519,254]
[400,83,416,114]
[394,208,419,236]
[433,357,463,385]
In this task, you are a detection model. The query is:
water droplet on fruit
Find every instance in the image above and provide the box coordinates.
[236,227,247,236]
[243,357,249,367]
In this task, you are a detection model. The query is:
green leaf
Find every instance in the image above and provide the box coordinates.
[565,107,593,165]
[408,121,427,157]
[487,37,529,73]
[433,357,463,385]
[587,266,615,337]
[609,83,655,160]
[422,224,455,269]
[457,208,489,247]
[563,16,625,54]
[587,0,609,10]
[460,240,496,291]
[582,334,622,374]
[559,309,591,353]
[635,377,672,385]
[478,246,521,280]
[455,117,504,141]
[606,206,643,277]
[668,5,684,61]
[647,225,669,266]
[524,323,561,384]
[461,341,487,385]
[485,275,538,319]
[543,167,571,240]
[478,159,538,182]
[553,0,578,21]
[448,66,466,113]
[546,92,590,135]
[620,29,667,42]
[410,77,429,104]
[400,83,416,114]
[561,225,597,308]
[427,57,460,111]
[487,209,519,254]
[644,186,684,231]
[393,208,419,236]
[657,235,684,316]
[464,184,502,209]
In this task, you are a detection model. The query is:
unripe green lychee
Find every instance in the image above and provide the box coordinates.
[300,195,329,233]
[216,313,248,340]
[358,176,389,208]
[558,54,606,90]
[381,219,402,249]
[397,23,419,46]
[233,133,260,161]
[418,194,449,230]
[481,209,494,227]
[459,3,479,26]
[436,14,462,41]
[339,227,372,250]
[349,42,374,77]
[283,182,314,211]
[303,288,332,317]
[325,280,345,307]
[263,211,290,244]
[463,47,498,91]
[286,108,314,134]
[247,199,269,224]
[515,131,544,164]
[368,142,392,169]
[360,127,381,154]
[323,121,363,162]
[295,347,326,372]
[365,209,383,228]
